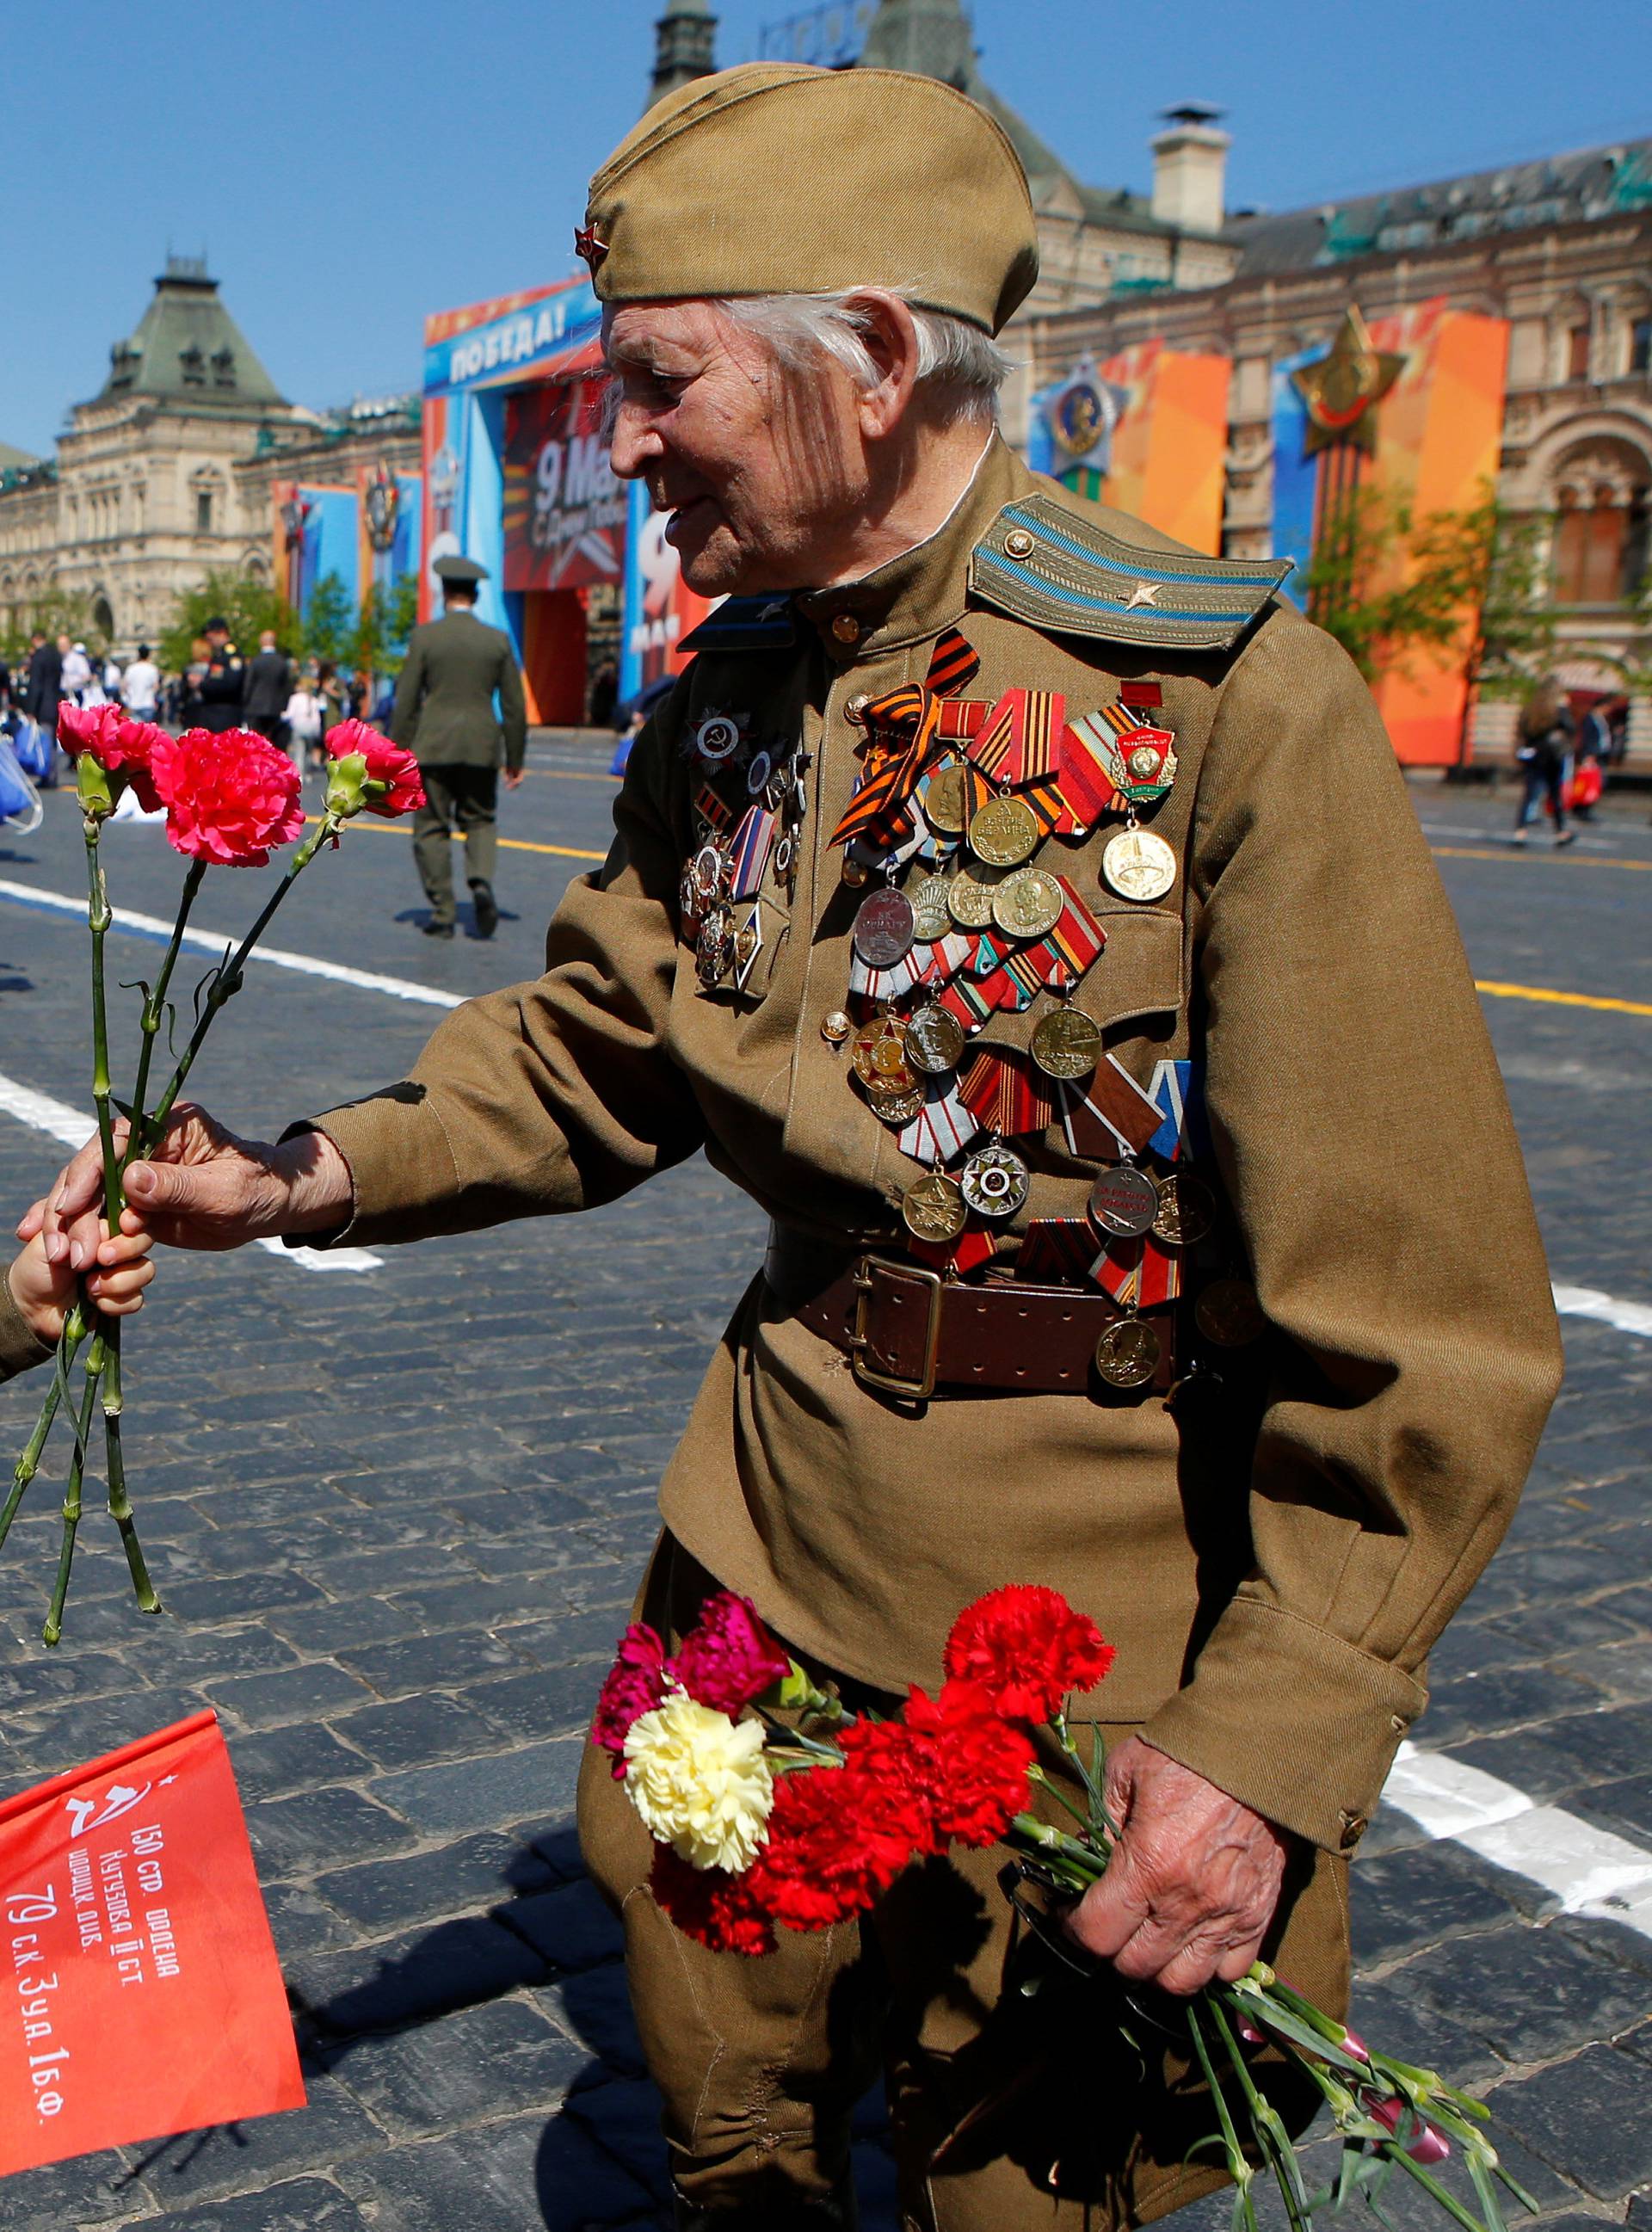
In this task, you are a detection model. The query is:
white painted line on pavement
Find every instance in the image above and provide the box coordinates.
[1384,1742,1652,1939]
[1553,1284,1652,1339]
[0,1070,381,1275]
[0,879,462,1011]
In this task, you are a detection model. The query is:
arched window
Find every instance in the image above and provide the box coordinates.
[91,595,115,642]
[1550,440,1652,605]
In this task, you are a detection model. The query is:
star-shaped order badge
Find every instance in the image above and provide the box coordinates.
[1291,305,1404,457]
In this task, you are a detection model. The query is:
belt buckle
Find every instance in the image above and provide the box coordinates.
[849,1255,943,1401]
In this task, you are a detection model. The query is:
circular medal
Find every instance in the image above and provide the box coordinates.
[695,908,734,986]
[841,854,869,887]
[746,749,773,797]
[910,875,954,943]
[1088,1162,1159,1239]
[691,842,725,906]
[1153,1172,1217,1249]
[693,712,742,765]
[774,833,795,880]
[923,762,971,836]
[1030,1004,1102,1080]
[959,1141,1029,1220]
[991,865,1064,940]
[902,1168,967,1244]
[904,1003,966,1076]
[1094,1316,1162,1390]
[853,1014,917,1090]
[1101,826,1177,903]
[1127,743,1163,781]
[1195,1277,1267,1348]
[948,864,1002,929]
[821,1009,852,1045]
[852,886,917,968]
[969,794,1040,868]
[866,1079,926,1126]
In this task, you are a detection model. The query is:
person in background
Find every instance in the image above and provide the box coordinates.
[317,660,348,744]
[242,629,293,748]
[22,632,63,785]
[102,651,123,701]
[282,675,325,773]
[181,616,245,733]
[1513,676,1577,848]
[120,644,161,723]
[1571,698,1611,822]
[588,657,619,729]
[59,635,93,706]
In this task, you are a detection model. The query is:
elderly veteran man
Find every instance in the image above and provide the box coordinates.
[34,62,1561,2232]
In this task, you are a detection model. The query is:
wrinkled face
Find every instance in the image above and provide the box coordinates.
[604,300,867,595]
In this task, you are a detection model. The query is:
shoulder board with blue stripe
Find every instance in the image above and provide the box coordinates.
[970,494,1291,654]
[678,595,798,655]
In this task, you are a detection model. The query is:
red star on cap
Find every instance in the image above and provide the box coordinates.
[574,225,609,275]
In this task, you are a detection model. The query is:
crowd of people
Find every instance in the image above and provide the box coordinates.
[0,625,389,789]
[1510,675,1624,842]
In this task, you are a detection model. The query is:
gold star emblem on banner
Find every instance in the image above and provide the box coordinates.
[1291,307,1405,456]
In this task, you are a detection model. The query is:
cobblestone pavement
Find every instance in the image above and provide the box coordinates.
[0,742,1648,2230]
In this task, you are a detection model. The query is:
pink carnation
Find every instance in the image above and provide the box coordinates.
[57,704,165,810]
[150,726,305,866]
[592,1622,669,1778]
[325,717,425,817]
[669,1592,791,1717]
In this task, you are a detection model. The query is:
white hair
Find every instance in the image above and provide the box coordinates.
[713,292,1012,424]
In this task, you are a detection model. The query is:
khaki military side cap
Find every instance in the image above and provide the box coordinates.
[580,63,1039,336]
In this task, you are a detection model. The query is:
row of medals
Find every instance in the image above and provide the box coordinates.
[833,749,1238,1391]
[680,715,806,990]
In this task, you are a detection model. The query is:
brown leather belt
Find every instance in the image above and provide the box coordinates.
[774,1241,1174,1402]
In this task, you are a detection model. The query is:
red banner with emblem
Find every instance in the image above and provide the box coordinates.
[0,1711,303,2178]
[502,374,626,594]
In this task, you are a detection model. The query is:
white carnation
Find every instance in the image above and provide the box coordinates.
[623,1693,774,1873]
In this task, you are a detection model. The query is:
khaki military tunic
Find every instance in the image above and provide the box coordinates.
[391,607,528,771]
[306,435,1561,1859]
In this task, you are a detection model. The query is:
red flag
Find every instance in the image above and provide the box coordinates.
[0,1711,304,2178]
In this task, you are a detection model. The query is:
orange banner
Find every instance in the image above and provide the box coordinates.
[1100,341,1230,556]
[0,1712,303,2179]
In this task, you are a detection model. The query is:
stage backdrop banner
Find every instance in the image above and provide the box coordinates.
[502,376,626,594]
[1030,342,1230,556]
[0,1711,302,2179]
[619,480,718,702]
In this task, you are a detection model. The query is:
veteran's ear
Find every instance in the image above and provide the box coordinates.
[845,291,923,443]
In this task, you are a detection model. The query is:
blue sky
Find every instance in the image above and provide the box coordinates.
[4,0,1647,455]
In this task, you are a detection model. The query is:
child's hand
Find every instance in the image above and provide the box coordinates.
[7,1223,156,1344]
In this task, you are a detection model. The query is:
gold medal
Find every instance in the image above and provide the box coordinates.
[1088,1162,1159,1239]
[853,1014,917,1091]
[1153,1172,1216,1248]
[904,1003,967,1076]
[948,863,1002,929]
[841,854,870,887]
[1030,1003,1102,1080]
[902,1167,967,1243]
[923,761,971,836]
[821,1010,852,1045]
[1101,825,1177,903]
[968,794,1039,868]
[1195,1278,1267,1347]
[910,875,954,943]
[866,1079,926,1125]
[991,865,1063,940]
[1094,1316,1162,1389]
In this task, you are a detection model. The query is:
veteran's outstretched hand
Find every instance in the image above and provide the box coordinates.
[1065,1736,1290,1997]
[18,1104,354,1261]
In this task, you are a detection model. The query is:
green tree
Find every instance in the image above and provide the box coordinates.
[159,570,300,672]
[349,573,420,683]
[1,587,100,667]
[303,571,352,666]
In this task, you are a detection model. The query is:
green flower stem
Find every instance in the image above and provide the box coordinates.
[1025,1764,1100,1836]
[147,815,344,1141]
[43,1335,104,1646]
[101,1342,157,1614]
[83,818,120,1233]
[0,1308,89,1552]
[122,855,207,1174]
[1186,2001,1258,2231]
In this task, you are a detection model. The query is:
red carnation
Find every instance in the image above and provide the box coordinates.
[325,717,425,817]
[591,1621,669,1777]
[745,1760,932,1932]
[56,704,164,810]
[669,1592,792,1719]
[650,1844,775,1957]
[943,1585,1115,1723]
[149,726,305,866]
[841,1682,1035,1850]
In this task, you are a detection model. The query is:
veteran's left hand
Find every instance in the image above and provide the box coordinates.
[1063,1736,1290,1997]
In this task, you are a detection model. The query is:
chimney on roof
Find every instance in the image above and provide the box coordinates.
[1150,102,1230,234]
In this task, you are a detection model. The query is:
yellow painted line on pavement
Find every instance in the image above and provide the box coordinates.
[304,816,605,863]
[1433,844,1652,872]
[1476,980,1652,1019]
[521,766,620,782]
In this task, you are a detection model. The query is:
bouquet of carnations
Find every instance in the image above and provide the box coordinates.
[7,706,423,1643]
[596,1585,1534,2232]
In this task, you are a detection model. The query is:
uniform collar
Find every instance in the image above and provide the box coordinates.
[793,431,1030,665]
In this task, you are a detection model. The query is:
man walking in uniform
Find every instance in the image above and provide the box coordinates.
[393,553,527,940]
[241,630,293,751]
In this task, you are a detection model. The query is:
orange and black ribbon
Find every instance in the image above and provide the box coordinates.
[926,626,980,697]
[829,684,943,850]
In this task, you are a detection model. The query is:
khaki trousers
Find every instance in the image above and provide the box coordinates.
[577,1536,1350,2232]
[412,762,497,924]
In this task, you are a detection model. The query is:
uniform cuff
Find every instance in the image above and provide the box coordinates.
[280,1088,459,1250]
[1138,1596,1427,1855]
[0,1273,56,1383]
